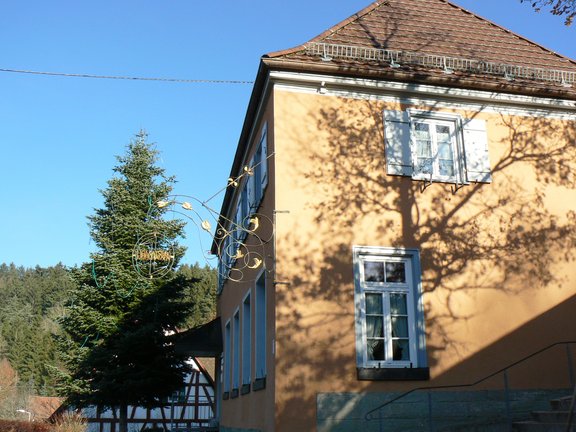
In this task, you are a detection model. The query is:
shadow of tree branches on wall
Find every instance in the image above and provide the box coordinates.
[272,90,576,430]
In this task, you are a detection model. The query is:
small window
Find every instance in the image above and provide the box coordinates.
[223,320,231,394]
[255,272,266,381]
[232,311,240,394]
[251,123,268,211]
[354,247,429,381]
[242,293,251,388]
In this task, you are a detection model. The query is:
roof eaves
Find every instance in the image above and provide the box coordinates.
[262,55,576,101]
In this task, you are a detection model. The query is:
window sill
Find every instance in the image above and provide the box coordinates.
[357,367,429,381]
[241,383,251,395]
[253,377,266,391]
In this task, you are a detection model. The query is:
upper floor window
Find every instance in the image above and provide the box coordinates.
[246,122,268,212]
[218,123,269,290]
[384,110,491,184]
[413,117,458,182]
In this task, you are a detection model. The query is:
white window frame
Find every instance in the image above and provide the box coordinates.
[242,292,251,386]
[409,111,464,183]
[254,270,267,380]
[223,320,231,393]
[353,246,426,370]
[232,309,240,391]
[384,109,491,184]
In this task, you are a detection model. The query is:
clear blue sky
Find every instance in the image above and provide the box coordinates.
[1,0,574,269]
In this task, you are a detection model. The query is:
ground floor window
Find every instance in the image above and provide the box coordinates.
[353,246,429,380]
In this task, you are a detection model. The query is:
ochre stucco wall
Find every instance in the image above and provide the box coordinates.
[272,88,576,431]
[218,98,277,432]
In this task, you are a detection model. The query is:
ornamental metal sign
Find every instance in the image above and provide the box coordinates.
[132,231,176,279]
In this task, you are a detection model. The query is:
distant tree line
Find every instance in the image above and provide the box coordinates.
[0,261,216,410]
[0,263,75,394]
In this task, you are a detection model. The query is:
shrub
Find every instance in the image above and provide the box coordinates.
[0,419,51,432]
[51,413,87,432]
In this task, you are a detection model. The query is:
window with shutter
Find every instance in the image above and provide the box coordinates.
[384,110,491,184]
[247,157,256,210]
[252,123,268,211]
[260,123,268,192]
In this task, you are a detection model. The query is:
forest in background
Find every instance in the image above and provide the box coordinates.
[0,262,216,418]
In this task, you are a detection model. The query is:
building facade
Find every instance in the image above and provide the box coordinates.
[214,1,576,430]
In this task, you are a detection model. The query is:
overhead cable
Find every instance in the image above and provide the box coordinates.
[0,67,254,84]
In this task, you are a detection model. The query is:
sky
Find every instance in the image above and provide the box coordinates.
[1,0,575,269]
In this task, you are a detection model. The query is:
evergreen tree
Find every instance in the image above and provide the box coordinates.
[57,132,194,432]
[177,263,217,329]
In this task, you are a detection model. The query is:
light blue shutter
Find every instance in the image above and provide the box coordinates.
[462,118,491,183]
[260,124,268,191]
[234,204,244,242]
[384,110,412,176]
[247,156,256,210]
[239,185,248,240]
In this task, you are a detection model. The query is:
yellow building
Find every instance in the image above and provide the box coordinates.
[212,0,576,430]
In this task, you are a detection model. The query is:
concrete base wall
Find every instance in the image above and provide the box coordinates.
[220,427,262,432]
[317,389,571,432]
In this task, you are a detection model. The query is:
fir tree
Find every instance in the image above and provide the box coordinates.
[57,132,194,432]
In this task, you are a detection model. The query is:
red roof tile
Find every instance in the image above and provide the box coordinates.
[265,0,576,98]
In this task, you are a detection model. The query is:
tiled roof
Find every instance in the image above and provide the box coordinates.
[28,396,63,420]
[265,0,576,98]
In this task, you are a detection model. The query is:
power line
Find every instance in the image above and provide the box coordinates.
[0,67,254,84]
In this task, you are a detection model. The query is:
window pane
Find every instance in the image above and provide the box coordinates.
[438,141,453,159]
[392,339,410,361]
[385,262,406,283]
[367,339,385,361]
[365,293,383,315]
[438,140,454,177]
[416,158,433,175]
[414,123,430,141]
[391,316,409,338]
[364,261,384,282]
[390,293,407,315]
[439,159,455,177]
[435,124,450,142]
[416,141,432,157]
[366,316,384,338]
[437,124,455,177]
[415,123,432,162]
